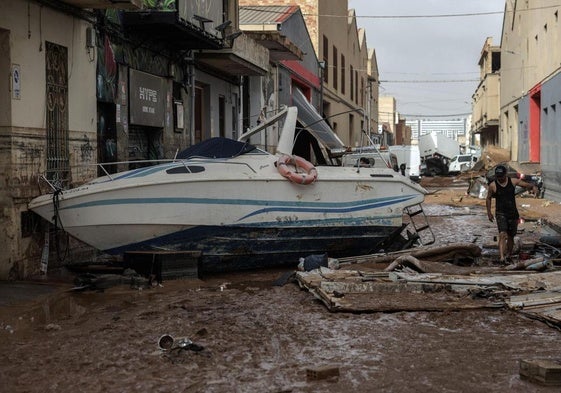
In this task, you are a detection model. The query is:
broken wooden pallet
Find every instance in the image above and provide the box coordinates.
[520,359,561,386]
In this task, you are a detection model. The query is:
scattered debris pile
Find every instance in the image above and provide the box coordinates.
[295,241,561,329]
[72,268,152,291]
[480,145,511,170]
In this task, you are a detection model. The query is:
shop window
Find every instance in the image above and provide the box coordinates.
[350,65,354,99]
[232,92,239,139]
[355,70,359,103]
[173,82,184,133]
[332,46,338,90]
[219,95,226,137]
[341,54,346,94]
[174,101,184,132]
[322,35,329,84]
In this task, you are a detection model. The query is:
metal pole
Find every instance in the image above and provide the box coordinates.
[318,61,325,117]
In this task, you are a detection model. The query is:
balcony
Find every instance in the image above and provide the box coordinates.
[60,0,142,9]
[472,73,499,134]
[242,31,302,62]
[121,10,222,50]
[196,33,269,77]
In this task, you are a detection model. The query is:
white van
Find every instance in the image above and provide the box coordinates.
[388,145,421,182]
[448,154,479,174]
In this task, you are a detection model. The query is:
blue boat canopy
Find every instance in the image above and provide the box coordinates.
[177,137,256,159]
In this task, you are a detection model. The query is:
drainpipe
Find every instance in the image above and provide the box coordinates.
[187,52,195,146]
[275,64,280,148]
[239,76,244,138]
[318,61,326,117]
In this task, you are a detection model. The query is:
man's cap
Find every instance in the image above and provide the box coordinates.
[495,165,507,176]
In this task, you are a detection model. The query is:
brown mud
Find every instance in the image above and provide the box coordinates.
[3,177,561,392]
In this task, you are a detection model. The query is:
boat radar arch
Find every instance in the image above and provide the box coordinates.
[237,106,298,156]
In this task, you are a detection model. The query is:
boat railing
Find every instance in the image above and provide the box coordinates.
[36,154,260,193]
[96,159,178,180]
[168,156,258,174]
[37,174,63,193]
[37,158,176,192]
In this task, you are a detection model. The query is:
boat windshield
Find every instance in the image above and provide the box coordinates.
[177,137,256,159]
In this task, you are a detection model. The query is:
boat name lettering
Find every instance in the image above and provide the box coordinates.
[276,215,299,222]
[356,183,373,191]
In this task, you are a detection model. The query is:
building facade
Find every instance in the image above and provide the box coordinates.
[0,0,102,279]
[239,5,326,156]
[239,0,379,148]
[394,118,412,146]
[378,96,396,134]
[472,37,500,148]
[0,0,382,279]
[500,0,561,201]
[406,119,468,141]
[0,0,268,279]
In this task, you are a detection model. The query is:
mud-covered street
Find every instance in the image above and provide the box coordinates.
[2,182,561,392]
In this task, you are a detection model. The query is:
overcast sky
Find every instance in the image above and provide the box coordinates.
[348,0,505,119]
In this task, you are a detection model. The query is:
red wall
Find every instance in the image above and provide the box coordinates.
[529,84,541,162]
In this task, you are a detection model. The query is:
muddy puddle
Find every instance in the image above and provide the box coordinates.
[418,204,548,260]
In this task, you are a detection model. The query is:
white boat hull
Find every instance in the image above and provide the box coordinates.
[29,107,427,272]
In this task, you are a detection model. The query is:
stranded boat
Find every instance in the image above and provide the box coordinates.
[28,106,428,273]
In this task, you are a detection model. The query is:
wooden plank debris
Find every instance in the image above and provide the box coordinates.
[296,265,561,318]
[295,243,561,323]
[306,366,340,381]
[520,359,561,386]
[393,270,561,291]
[507,291,561,328]
[337,242,482,266]
[508,292,561,308]
[295,268,498,312]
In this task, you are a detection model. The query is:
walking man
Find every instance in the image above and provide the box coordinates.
[486,164,538,263]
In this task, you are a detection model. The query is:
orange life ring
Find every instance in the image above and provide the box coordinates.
[277,155,318,185]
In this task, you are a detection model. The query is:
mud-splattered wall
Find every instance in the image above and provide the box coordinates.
[0,1,97,279]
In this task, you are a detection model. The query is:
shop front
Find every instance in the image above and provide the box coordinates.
[127,68,169,169]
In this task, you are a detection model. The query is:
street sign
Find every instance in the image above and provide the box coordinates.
[12,64,21,100]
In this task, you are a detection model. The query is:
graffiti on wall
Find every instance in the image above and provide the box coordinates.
[96,32,117,103]
[80,134,94,162]
[96,10,170,103]
[11,141,44,188]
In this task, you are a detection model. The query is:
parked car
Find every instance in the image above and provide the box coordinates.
[485,163,543,197]
[448,154,479,174]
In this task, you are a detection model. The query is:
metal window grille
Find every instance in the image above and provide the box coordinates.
[45,41,70,189]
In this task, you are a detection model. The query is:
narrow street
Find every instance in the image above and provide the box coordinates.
[2,180,561,392]
[2,2,561,391]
